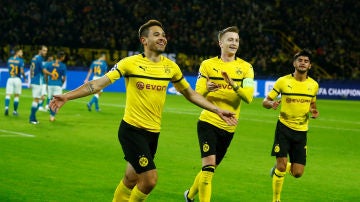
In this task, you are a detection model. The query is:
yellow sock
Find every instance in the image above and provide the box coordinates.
[113,180,132,202]
[129,185,148,202]
[187,171,201,199]
[198,166,215,202]
[272,169,286,202]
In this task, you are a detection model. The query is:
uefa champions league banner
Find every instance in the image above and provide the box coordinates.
[167,76,360,100]
[0,68,359,100]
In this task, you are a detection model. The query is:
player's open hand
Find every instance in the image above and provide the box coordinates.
[206,76,219,92]
[49,95,67,113]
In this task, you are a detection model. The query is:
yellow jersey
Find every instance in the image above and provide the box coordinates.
[106,53,190,132]
[268,74,319,131]
[196,56,254,132]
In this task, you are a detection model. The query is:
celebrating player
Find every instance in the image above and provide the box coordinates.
[184,26,255,202]
[49,20,237,202]
[263,49,319,202]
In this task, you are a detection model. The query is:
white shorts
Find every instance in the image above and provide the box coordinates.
[47,85,62,99]
[41,84,48,96]
[31,84,43,99]
[6,77,22,95]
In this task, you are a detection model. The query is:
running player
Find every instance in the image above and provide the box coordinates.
[49,20,238,202]
[263,49,319,202]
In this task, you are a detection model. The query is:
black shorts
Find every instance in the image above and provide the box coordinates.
[197,121,234,165]
[271,120,307,165]
[118,120,160,174]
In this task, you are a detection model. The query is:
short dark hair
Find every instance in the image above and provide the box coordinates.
[138,19,163,39]
[294,49,312,62]
[56,51,66,59]
[218,26,239,41]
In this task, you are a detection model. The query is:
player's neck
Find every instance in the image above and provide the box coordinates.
[143,50,161,63]
[220,53,235,62]
[293,71,308,81]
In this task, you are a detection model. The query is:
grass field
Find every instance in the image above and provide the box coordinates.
[0,88,359,202]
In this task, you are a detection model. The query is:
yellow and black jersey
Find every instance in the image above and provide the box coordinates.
[106,53,190,133]
[196,56,254,132]
[268,74,319,131]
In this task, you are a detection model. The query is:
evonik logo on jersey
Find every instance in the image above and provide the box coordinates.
[216,83,233,90]
[136,81,167,91]
[285,97,311,103]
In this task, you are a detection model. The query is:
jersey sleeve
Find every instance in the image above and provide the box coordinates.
[311,82,319,102]
[171,62,190,92]
[20,58,25,69]
[244,64,254,80]
[195,61,208,96]
[105,60,124,83]
[268,78,282,99]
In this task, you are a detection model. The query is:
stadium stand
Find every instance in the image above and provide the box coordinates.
[0,0,359,80]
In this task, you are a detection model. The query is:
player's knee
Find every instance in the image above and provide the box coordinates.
[140,170,158,189]
[277,164,287,172]
[290,170,304,178]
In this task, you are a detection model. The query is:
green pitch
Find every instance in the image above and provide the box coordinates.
[0,88,359,201]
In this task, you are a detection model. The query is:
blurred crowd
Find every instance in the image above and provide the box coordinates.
[0,0,359,80]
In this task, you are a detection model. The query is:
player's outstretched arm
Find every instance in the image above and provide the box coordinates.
[50,76,111,113]
[181,87,238,126]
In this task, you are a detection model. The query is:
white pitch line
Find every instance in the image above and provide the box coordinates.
[0,129,35,137]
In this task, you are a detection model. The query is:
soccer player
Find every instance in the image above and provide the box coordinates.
[45,51,67,122]
[29,45,50,124]
[184,26,255,202]
[39,55,54,112]
[84,52,108,112]
[262,49,319,202]
[49,20,238,202]
[4,47,25,116]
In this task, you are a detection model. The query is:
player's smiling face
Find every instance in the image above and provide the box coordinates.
[219,32,239,55]
[144,26,167,53]
[294,56,311,73]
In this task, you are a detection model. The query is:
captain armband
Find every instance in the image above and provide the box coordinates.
[242,78,255,88]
